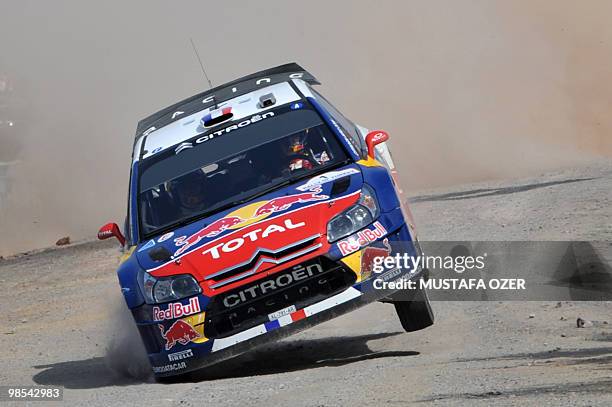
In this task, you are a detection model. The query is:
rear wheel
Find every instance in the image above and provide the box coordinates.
[392,287,434,332]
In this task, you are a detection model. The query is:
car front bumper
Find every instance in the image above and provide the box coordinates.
[141,224,425,377]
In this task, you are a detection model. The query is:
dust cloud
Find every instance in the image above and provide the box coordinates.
[105,297,152,381]
[0,0,610,255]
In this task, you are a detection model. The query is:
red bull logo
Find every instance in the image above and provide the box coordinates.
[170,188,328,259]
[361,238,391,279]
[174,216,244,256]
[254,188,328,217]
[159,320,202,350]
[337,221,388,256]
[152,297,201,321]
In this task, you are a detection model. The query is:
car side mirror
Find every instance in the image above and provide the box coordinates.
[365,130,389,159]
[98,222,126,246]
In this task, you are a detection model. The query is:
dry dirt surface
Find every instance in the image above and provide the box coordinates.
[1,160,611,406]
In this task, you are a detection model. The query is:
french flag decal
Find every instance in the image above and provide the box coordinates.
[201,106,233,127]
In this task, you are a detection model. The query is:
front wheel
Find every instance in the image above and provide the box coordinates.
[392,287,434,332]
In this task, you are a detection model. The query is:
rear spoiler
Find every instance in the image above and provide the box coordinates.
[136,63,320,137]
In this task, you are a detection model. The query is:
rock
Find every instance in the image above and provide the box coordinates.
[529,314,535,319]
[577,317,593,328]
[56,236,71,246]
[555,302,562,308]
[560,316,567,321]
[561,333,567,337]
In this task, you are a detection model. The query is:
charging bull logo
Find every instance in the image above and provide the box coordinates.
[361,238,391,279]
[159,320,201,351]
[254,188,328,216]
[174,216,244,257]
[171,187,329,259]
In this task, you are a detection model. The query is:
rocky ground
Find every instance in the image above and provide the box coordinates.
[0,160,611,406]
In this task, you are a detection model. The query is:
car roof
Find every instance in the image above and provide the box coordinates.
[138,81,305,161]
[135,62,319,139]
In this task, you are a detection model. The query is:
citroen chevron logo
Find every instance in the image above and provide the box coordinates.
[175,142,194,154]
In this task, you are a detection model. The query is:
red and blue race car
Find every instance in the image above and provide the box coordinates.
[98,63,434,378]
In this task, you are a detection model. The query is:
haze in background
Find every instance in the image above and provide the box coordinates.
[0,0,610,255]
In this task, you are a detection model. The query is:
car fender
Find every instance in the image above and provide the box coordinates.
[117,250,145,308]
[359,164,401,213]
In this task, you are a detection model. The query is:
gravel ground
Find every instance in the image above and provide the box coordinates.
[0,160,610,406]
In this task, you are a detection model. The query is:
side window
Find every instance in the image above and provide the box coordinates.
[310,88,366,158]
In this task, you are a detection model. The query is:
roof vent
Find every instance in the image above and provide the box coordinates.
[258,93,276,108]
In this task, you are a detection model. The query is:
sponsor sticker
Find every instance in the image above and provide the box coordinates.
[222,262,324,308]
[330,118,359,157]
[203,218,306,260]
[158,232,174,243]
[174,216,244,257]
[159,320,202,350]
[297,168,359,191]
[252,188,328,216]
[360,238,392,280]
[153,297,201,321]
[138,239,155,252]
[168,349,194,362]
[171,188,328,259]
[194,112,274,144]
[337,221,387,256]
[201,106,233,127]
[379,267,403,283]
[150,146,163,155]
[152,361,187,373]
[268,305,297,321]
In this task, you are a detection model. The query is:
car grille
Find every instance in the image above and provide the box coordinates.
[206,235,322,288]
[204,256,356,339]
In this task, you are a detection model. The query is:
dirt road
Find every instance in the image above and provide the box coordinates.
[1,160,611,406]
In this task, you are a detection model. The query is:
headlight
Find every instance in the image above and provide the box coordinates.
[327,184,380,242]
[139,271,201,304]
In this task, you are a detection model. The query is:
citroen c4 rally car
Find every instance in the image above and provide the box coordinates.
[98,63,434,378]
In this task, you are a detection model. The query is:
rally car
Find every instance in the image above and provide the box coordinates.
[98,63,434,379]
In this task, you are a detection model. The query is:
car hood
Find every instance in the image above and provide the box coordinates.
[135,164,363,287]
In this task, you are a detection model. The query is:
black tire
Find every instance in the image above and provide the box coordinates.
[393,287,434,332]
[154,371,193,384]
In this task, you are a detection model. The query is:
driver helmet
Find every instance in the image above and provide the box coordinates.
[169,170,207,211]
[285,132,307,155]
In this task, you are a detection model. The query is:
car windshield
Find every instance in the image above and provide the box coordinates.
[137,108,349,238]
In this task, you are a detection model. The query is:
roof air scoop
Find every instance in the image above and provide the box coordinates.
[258,93,276,108]
[201,106,233,127]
